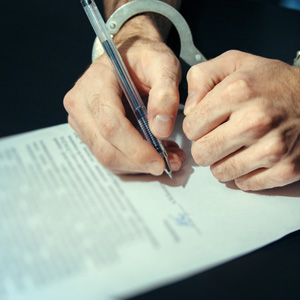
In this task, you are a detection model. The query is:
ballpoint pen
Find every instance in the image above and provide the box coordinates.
[81,0,172,178]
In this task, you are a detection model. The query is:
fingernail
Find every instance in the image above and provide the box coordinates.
[184,91,197,115]
[153,115,173,138]
[147,160,163,176]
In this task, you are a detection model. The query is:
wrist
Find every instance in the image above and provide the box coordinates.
[113,14,164,47]
[103,0,181,40]
[91,14,163,62]
[92,1,182,61]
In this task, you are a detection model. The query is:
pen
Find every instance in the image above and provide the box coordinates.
[81,0,172,178]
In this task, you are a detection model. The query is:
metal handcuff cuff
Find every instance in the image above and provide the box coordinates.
[91,0,206,67]
[91,0,300,67]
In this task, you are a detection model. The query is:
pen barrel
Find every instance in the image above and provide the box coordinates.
[82,1,110,42]
[136,111,165,154]
[106,43,164,154]
[99,29,166,155]
[82,0,169,158]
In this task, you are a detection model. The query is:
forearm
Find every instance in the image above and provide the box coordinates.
[102,0,182,41]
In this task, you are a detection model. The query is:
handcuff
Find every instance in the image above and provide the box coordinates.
[92,0,205,67]
[92,0,299,68]
[294,51,300,68]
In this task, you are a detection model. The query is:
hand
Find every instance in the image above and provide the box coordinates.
[183,50,300,191]
[64,16,185,175]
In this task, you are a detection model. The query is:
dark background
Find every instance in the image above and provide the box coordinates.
[1,0,300,299]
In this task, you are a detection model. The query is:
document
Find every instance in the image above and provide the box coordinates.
[1,113,300,300]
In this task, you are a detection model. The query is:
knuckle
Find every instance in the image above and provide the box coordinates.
[265,153,281,165]
[235,178,264,191]
[264,136,288,165]
[191,150,205,166]
[210,165,224,181]
[99,117,119,140]
[224,78,253,102]
[187,65,202,83]
[242,109,273,139]
[277,163,299,182]
[182,118,193,140]
[90,89,125,117]
[221,50,250,62]
[211,160,242,182]
[90,94,102,116]
[94,100,121,141]
[90,92,115,117]
[222,49,242,58]
[63,91,76,113]
[156,87,178,103]
[191,142,209,166]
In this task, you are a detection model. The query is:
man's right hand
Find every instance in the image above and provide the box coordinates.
[63,15,185,176]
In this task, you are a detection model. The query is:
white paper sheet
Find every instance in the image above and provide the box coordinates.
[1,113,300,300]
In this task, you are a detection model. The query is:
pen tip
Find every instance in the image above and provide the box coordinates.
[165,169,173,179]
[160,151,172,179]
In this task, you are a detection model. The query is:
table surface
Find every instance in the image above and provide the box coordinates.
[2,0,300,299]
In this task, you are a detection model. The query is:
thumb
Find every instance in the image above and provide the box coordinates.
[147,55,182,140]
[184,50,248,115]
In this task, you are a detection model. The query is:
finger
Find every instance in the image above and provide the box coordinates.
[68,62,178,176]
[90,86,168,175]
[65,75,162,175]
[69,115,149,174]
[168,152,184,172]
[184,50,250,115]
[190,103,275,167]
[163,140,180,148]
[183,70,259,142]
[164,140,186,172]
[234,161,300,191]
[191,122,244,167]
[210,131,289,182]
[146,54,181,139]
[71,111,185,174]
[74,61,167,175]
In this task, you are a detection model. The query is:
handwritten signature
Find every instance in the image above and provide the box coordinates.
[170,213,193,227]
